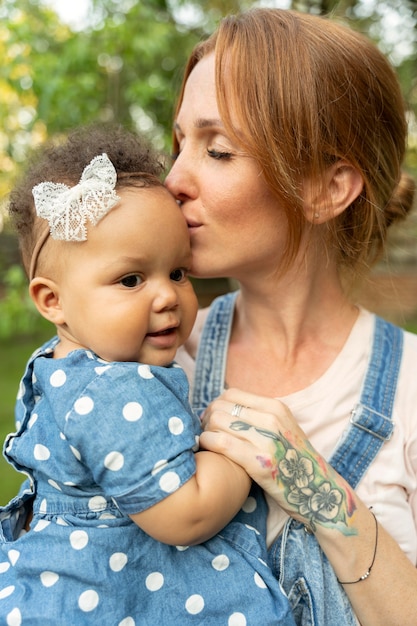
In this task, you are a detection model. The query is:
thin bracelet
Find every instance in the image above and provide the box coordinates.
[337,509,378,585]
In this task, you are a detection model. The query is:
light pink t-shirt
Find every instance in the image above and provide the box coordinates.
[176,307,417,563]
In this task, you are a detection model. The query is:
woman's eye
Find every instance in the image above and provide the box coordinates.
[207,148,232,160]
[170,268,187,282]
[120,275,142,288]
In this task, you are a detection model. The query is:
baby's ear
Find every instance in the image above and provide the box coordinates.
[303,160,364,224]
[29,277,65,325]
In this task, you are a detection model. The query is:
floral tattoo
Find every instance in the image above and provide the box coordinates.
[230,420,355,533]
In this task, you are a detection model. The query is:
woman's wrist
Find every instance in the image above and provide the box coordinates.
[310,500,379,585]
[336,508,378,585]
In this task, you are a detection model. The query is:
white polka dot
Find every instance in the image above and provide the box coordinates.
[118,618,135,626]
[258,557,267,567]
[50,369,66,387]
[74,396,94,415]
[176,545,189,551]
[34,443,50,460]
[69,445,81,461]
[254,571,267,588]
[109,552,128,572]
[60,432,66,440]
[0,562,10,573]
[16,381,26,400]
[138,364,153,379]
[95,365,111,375]
[48,479,62,491]
[78,589,99,612]
[17,381,25,400]
[168,416,184,435]
[212,554,230,571]
[88,496,107,511]
[104,451,124,471]
[185,594,204,615]
[228,613,247,626]
[39,499,47,514]
[0,585,15,599]
[145,572,164,591]
[40,571,59,587]
[159,471,180,493]
[56,517,68,526]
[6,608,21,626]
[242,496,257,513]
[70,530,89,550]
[33,520,50,532]
[8,550,20,566]
[151,459,168,475]
[192,435,199,452]
[122,402,143,422]
[28,413,38,428]
[245,523,260,535]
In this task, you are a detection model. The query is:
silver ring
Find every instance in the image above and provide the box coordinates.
[231,403,244,417]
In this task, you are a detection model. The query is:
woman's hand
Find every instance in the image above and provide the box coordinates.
[200,387,355,533]
[201,388,417,625]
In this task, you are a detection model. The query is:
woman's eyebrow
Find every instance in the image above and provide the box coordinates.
[173,118,224,132]
[194,118,224,129]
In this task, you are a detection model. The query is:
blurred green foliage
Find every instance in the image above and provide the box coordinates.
[0,265,52,339]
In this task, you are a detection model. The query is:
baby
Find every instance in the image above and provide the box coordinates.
[0,126,294,625]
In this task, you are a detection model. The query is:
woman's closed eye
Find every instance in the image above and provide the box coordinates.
[207,148,232,160]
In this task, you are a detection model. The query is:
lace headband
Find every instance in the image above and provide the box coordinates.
[29,153,120,280]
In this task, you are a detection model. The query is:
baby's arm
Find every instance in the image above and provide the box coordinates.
[129,450,251,545]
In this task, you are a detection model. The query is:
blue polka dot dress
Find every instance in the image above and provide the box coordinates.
[0,338,295,625]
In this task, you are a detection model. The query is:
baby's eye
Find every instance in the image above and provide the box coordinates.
[170,268,188,282]
[120,274,143,288]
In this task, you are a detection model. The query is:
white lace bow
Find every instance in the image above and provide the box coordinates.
[32,153,120,241]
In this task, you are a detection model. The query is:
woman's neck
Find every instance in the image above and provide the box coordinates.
[226,263,359,397]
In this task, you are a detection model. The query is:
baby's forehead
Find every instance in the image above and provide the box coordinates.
[115,183,179,207]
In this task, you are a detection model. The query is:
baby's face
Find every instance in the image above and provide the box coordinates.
[56,186,198,365]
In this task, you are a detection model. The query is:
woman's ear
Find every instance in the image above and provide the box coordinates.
[303,161,364,224]
[29,277,65,325]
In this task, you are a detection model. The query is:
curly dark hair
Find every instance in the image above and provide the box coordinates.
[9,124,165,275]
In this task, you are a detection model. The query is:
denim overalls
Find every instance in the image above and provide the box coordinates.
[192,291,403,626]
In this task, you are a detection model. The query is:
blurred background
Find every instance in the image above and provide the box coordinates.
[1,0,417,503]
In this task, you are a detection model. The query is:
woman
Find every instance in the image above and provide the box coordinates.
[166,8,417,625]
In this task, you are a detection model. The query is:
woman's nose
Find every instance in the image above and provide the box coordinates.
[165,156,196,202]
[164,162,182,199]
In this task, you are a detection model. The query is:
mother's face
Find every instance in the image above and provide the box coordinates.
[165,54,288,282]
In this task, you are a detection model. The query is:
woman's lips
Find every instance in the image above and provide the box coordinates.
[186,221,202,233]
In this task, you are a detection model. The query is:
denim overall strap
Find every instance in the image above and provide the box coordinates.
[192,291,238,413]
[329,316,403,487]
